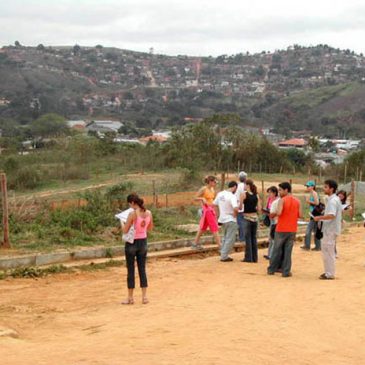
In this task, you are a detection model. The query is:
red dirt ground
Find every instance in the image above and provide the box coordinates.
[0,226,364,365]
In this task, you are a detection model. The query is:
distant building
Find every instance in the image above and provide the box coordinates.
[278,138,307,149]
[0,98,10,106]
[67,120,87,130]
[314,152,345,166]
[139,135,168,144]
[85,120,123,134]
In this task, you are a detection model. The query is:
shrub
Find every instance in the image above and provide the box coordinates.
[8,167,42,189]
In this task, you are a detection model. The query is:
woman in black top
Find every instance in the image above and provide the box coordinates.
[242,179,261,262]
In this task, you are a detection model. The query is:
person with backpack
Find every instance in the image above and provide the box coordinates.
[301,180,321,251]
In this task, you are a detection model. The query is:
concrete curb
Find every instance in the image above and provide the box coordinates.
[1,222,351,271]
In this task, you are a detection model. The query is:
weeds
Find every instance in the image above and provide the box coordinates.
[3,264,71,279]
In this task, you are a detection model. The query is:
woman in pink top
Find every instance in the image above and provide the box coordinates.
[122,194,153,305]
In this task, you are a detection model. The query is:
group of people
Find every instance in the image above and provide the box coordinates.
[119,174,346,305]
[193,173,344,280]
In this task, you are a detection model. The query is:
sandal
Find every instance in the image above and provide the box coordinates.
[142,297,149,304]
[121,298,134,305]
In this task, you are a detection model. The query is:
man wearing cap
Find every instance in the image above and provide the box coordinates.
[301,180,321,251]
[236,171,247,243]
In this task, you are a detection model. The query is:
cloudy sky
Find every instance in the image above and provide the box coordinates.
[1,0,365,56]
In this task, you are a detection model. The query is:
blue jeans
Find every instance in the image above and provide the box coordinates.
[304,219,321,249]
[243,218,258,262]
[267,221,276,258]
[237,213,245,242]
[268,232,296,276]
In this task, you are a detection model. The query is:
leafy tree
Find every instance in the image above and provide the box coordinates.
[30,113,69,138]
[255,65,265,77]
[308,136,320,152]
[73,44,81,55]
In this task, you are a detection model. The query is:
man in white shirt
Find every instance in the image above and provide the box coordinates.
[314,179,342,280]
[214,181,239,262]
[236,171,247,242]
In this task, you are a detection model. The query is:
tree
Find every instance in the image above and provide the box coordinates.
[36,44,45,51]
[255,65,265,77]
[14,40,21,48]
[308,136,320,152]
[73,44,81,55]
[30,113,69,138]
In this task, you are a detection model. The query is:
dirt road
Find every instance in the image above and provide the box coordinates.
[1,226,364,365]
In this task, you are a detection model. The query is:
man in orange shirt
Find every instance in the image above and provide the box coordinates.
[267,182,301,277]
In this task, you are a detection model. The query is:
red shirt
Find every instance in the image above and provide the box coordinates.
[276,195,300,233]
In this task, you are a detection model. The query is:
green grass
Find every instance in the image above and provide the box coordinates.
[1,205,198,253]
[283,83,352,109]
[2,170,363,254]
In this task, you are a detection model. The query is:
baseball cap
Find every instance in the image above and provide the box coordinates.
[238,171,247,178]
[305,180,315,187]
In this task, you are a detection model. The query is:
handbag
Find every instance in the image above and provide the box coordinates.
[312,202,325,217]
[315,222,323,240]
[262,214,271,227]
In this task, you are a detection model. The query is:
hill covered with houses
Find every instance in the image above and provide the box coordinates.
[1,43,365,137]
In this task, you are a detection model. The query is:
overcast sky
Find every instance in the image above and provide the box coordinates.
[1,0,365,56]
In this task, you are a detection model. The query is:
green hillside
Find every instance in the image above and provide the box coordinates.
[1,44,365,137]
[264,82,365,138]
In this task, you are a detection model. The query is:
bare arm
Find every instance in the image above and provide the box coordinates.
[298,199,303,219]
[233,207,239,218]
[147,211,153,231]
[194,187,207,204]
[237,188,244,211]
[257,196,262,213]
[123,211,136,233]
[240,192,246,210]
[306,191,319,206]
[276,198,284,216]
[314,214,335,222]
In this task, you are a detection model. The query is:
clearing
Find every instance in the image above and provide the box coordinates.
[0,226,364,365]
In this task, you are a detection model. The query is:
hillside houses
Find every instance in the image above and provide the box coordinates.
[2,44,365,139]
[3,44,365,103]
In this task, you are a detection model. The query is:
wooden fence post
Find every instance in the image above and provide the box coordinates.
[261,180,265,206]
[152,180,157,207]
[220,173,226,192]
[0,172,10,249]
[319,167,322,183]
[350,179,355,220]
